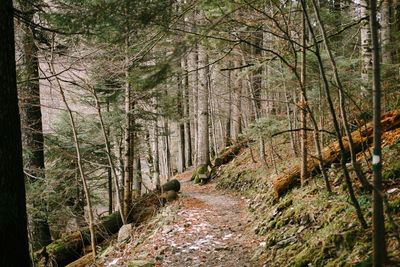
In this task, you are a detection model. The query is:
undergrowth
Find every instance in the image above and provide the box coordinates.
[215,139,400,266]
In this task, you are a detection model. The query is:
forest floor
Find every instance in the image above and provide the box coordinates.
[98,169,263,267]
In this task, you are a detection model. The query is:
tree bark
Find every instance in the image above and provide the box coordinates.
[360,0,372,97]
[0,1,30,265]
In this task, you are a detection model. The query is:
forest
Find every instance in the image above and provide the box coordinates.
[1,0,400,266]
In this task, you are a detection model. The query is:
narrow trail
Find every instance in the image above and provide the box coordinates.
[155,170,261,267]
[105,169,262,267]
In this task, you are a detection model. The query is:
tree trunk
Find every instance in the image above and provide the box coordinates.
[152,115,161,189]
[123,32,133,222]
[360,0,372,97]
[17,0,52,251]
[0,1,30,264]
[178,69,186,173]
[162,114,172,180]
[370,0,388,263]
[107,167,113,215]
[182,57,193,167]
[231,60,242,140]
[133,154,142,198]
[300,5,308,186]
[381,0,392,64]
[187,37,198,165]
[225,65,232,147]
[197,43,210,168]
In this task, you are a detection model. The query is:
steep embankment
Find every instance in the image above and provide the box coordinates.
[216,130,400,266]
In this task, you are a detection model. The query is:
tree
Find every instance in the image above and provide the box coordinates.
[0,0,30,265]
[300,2,308,186]
[197,41,210,170]
[370,0,388,264]
[360,0,372,97]
[16,0,52,250]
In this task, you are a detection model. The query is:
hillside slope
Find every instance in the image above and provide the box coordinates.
[215,137,400,266]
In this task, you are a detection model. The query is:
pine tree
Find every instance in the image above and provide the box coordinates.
[0,0,30,264]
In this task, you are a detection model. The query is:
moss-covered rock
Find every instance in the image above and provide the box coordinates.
[128,260,154,267]
[191,164,210,184]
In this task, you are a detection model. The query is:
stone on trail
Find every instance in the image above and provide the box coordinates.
[161,179,181,192]
[128,260,154,267]
[118,223,132,243]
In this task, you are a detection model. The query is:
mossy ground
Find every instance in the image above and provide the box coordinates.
[215,138,400,266]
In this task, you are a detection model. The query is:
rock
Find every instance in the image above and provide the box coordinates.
[128,260,154,267]
[300,214,310,225]
[161,190,178,203]
[161,179,181,192]
[118,223,132,243]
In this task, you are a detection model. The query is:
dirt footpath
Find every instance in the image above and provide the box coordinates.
[103,170,263,267]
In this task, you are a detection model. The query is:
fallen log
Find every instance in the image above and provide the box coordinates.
[35,180,180,266]
[213,140,247,168]
[273,110,400,198]
[65,253,93,267]
[35,212,123,266]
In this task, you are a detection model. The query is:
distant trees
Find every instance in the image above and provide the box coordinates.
[0,0,30,265]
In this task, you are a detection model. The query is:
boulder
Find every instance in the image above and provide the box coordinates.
[161,179,180,192]
[118,224,132,243]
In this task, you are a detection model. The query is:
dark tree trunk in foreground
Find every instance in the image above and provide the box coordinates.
[370,0,388,264]
[0,1,30,265]
[18,0,52,250]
